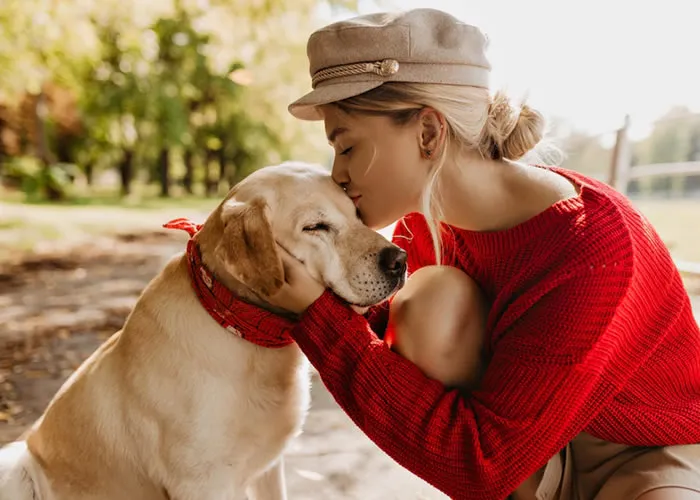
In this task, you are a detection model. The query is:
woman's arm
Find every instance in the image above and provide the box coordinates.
[290,262,635,499]
[364,301,390,338]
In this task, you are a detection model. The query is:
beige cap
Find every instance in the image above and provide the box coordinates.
[288,8,491,121]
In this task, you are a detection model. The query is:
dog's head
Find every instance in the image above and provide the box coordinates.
[199,162,406,310]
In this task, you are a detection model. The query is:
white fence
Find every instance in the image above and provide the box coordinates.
[608,116,700,276]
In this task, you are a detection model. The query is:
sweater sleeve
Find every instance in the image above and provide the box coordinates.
[364,217,434,338]
[290,261,635,499]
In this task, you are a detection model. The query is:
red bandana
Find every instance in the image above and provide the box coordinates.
[163,218,296,348]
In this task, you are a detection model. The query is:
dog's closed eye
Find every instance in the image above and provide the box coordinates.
[303,222,332,233]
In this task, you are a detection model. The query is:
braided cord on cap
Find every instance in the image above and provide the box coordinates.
[312,59,399,88]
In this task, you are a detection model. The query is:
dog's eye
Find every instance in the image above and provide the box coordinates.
[303,222,331,232]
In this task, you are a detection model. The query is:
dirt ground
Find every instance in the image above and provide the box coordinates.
[0,221,445,499]
[1,201,698,499]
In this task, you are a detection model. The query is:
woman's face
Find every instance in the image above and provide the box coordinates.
[321,105,432,230]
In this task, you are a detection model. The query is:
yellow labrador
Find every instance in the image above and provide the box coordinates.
[0,162,406,500]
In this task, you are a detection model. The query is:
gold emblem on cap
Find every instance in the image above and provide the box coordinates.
[378,59,399,76]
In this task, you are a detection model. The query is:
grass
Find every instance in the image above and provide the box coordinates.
[0,218,24,230]
[0,187,221,264]
[0,221,66,263]
[0,186,219,212]
[1,185,699,266]
[632,198,700,262]
[19,195,218,211]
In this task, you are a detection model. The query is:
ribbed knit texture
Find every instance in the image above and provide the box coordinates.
[290,167,700,499]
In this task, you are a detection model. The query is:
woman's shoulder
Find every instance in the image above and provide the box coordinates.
[549,166,636,253]
[456,165,640,266]
[513,166,679,280]
[389,167,666,276]
[546,166,650,256]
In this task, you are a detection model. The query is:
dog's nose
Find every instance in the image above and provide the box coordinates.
[378,247,407,277]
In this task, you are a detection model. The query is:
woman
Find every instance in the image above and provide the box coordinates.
[254,8,700,499]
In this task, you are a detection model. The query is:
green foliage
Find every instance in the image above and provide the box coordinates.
[3,157,78,200]
[0,0,359,200]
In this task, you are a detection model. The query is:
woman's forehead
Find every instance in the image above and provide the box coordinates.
[321,106,347,128]
[322,107,355,141]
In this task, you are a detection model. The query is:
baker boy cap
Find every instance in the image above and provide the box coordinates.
[288,8,492,121]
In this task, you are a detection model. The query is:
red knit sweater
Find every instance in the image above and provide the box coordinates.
[291,167,700,498]
[211,167,700,499]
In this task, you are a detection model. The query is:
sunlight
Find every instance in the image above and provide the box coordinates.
[343,0,700,139]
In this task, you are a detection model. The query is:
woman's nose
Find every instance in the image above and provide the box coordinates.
[331,161,350,187]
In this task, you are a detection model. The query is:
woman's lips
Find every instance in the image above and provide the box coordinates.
[350,195,361,207]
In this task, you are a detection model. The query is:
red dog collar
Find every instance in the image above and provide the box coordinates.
[163,218,295,348]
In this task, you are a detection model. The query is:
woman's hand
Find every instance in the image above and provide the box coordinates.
[266,245,326,315]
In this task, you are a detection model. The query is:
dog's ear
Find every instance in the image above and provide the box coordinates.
[215,197,284,297]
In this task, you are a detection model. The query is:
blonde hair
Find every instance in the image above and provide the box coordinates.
[333,82,557,263]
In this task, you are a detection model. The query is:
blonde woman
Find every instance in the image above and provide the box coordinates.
[249,9,700,499]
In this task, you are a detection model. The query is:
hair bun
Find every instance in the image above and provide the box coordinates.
[485,92,545,160]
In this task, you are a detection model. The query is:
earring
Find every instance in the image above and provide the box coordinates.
[424,149,432,159]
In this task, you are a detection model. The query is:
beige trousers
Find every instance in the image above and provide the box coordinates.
[511,433,700,500]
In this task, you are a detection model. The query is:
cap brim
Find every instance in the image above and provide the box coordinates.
[288,81,385,120]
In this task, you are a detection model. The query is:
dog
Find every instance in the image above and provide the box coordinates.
[0,161,407,500]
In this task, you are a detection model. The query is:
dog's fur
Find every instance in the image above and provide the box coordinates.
[0,162,405,500]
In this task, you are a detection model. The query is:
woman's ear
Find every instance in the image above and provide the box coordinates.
[417,108,446,159]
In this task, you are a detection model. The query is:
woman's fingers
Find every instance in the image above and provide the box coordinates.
[269,242,326,314]
[276,243,304,283]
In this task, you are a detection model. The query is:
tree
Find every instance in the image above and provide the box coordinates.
[0,0,362,200]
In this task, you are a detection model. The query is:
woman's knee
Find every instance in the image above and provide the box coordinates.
[388,265,488,388]
[392,265,487,325]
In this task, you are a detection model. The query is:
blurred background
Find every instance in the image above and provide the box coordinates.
[1,0,698,498]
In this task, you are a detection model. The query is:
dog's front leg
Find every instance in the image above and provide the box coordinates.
[245,458,287,500]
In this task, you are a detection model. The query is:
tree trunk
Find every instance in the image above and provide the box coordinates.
[119,149,134,196]
[0,118,7,166]
[204,148,217,197]
[217,144,226,191]
[227,163,237,189]
[55,133,72,164]
[35,91,61,200]
[85,163,94,186]
[183,149,194,194]
[230,150,246,187]
[159,147,170,197]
